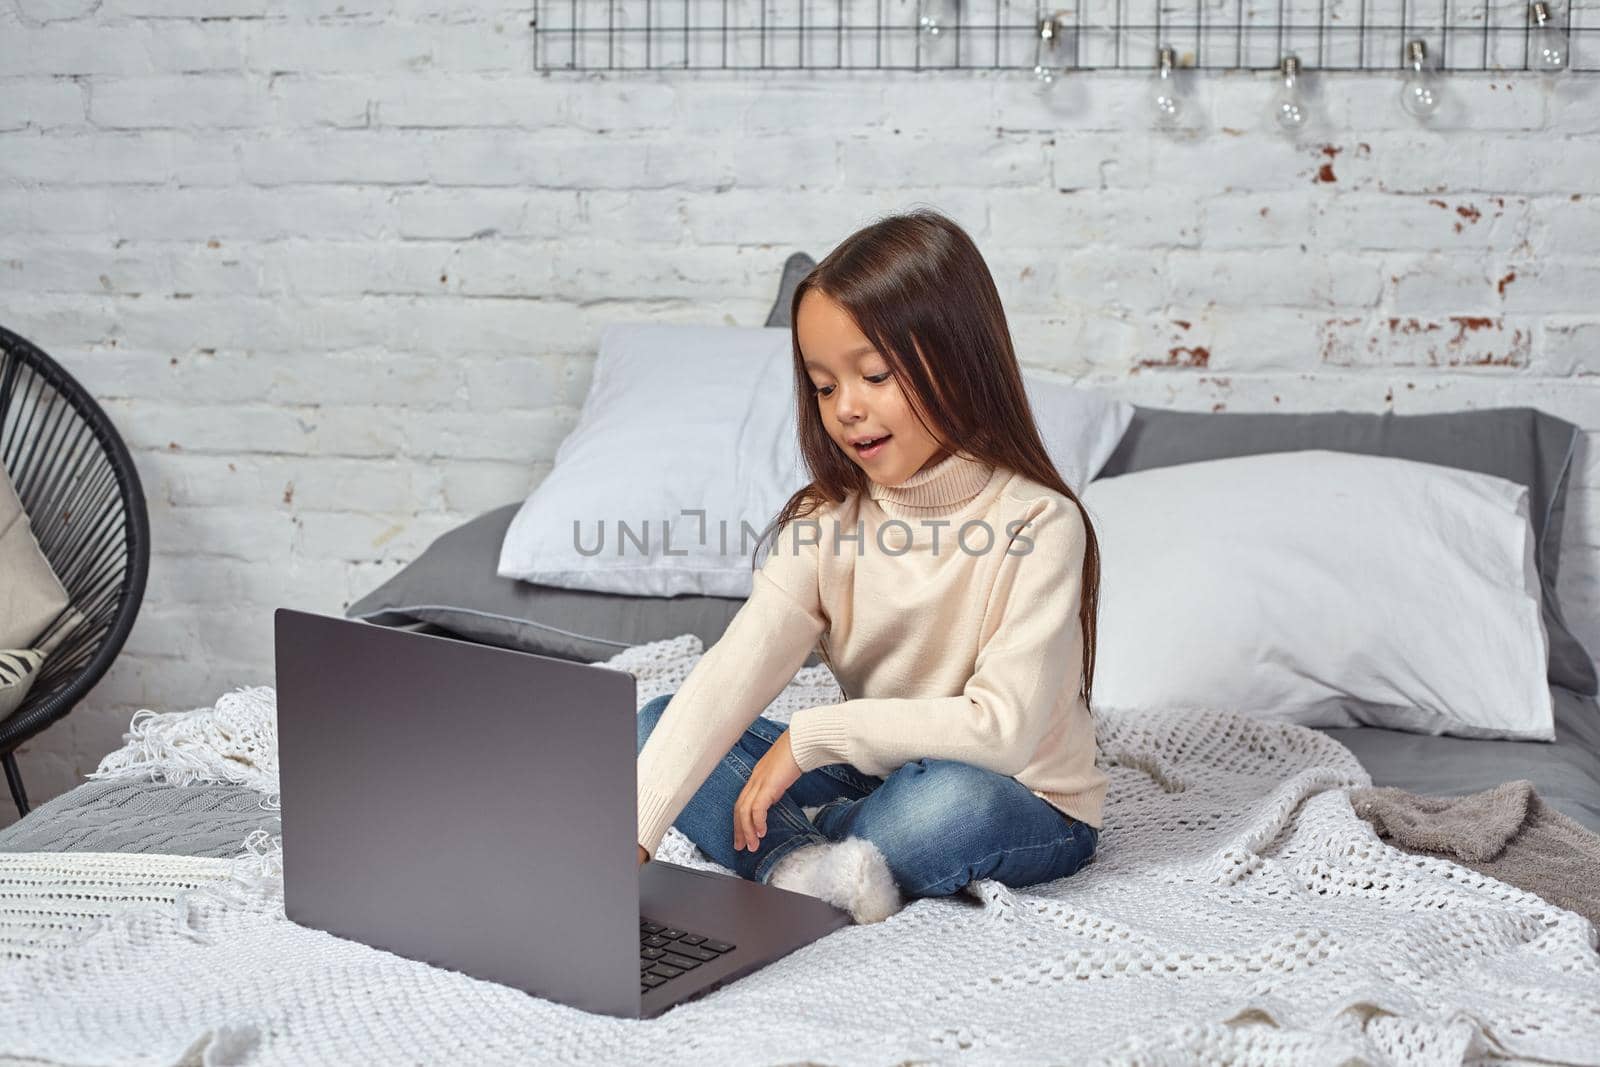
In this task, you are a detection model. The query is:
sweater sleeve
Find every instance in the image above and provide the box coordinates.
[635,510,829,858]
[785,494,1086,780]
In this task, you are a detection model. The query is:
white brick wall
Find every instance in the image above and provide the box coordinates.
[2,2,1597,827]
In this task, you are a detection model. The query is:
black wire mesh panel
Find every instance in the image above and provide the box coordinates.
[0,326,150,814]
[533,0,1593,72]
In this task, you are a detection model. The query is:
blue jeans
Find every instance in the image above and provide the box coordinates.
[636,692,1100,898]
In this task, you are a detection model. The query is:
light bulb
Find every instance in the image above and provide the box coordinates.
[1032,13,1065,85]
[1272,55,1308,134]
[1531,2,1570,73]
[917,0,955,37]
[1399,40,1442,119]
[1151,45,1183,124]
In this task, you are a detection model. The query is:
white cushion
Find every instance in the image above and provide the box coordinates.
[497,322,1134,598]
[1081,449,1554,740]
[1,459,70,650]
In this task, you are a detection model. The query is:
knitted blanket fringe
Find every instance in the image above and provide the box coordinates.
[3,632,1599,1066]
[88,686,283,804]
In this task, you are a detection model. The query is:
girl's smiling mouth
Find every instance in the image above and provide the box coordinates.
[851,434,892,460]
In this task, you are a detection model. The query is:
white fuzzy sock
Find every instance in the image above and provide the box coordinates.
[764,837,903,925]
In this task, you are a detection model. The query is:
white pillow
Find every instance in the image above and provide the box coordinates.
[497,322,1134,598]
[1024,371,1135,492]
[1081,449,1554,741]
[498,323,798,599]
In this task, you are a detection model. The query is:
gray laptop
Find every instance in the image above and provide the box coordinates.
[274,608,851,1019]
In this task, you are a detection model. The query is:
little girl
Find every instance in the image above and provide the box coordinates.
[635,208,1109,924]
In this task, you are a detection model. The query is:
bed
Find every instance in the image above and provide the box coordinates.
[4,421,1598,1064]
[4,262,1598,1060]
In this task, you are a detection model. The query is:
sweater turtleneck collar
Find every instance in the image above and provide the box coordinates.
[867,449,999,516]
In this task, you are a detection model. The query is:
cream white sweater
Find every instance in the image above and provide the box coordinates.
[636,449,1110,857]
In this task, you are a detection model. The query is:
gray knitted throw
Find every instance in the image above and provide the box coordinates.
[1350,779,1600,930]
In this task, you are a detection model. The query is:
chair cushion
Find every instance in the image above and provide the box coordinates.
[0,460,70,651]
[0,648,45,720]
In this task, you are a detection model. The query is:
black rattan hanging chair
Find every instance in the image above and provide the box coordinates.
[0,325,150,817]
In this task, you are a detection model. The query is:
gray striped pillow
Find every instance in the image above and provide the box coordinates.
[0,648,45,719]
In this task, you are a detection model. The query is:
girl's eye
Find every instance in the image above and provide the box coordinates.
[812,373,890,399]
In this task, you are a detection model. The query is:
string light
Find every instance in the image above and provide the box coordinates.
[1151,45,1184,125]
[1272,55,1309,135]
[1531,2,1570,73]
[899,2,1573,122]
[1032,11,1070,86]
[916,0,957,39]
[1399,40,1443,119]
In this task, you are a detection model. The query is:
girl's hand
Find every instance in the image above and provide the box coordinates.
[733,729,803,852]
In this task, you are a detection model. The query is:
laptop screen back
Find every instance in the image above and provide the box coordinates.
[274,608,643,1016]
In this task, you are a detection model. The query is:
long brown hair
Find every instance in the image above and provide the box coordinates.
[753,207,1102,711]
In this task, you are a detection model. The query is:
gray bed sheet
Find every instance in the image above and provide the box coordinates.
[3,691,1597,858]
[1313,686,1600,834]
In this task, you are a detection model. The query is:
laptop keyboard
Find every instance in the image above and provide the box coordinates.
[640,919,736,994]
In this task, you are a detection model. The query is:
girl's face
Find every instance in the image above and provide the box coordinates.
[797,289,950,484]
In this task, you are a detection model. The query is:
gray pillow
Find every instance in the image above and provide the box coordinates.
[1094,405,1595,695]
[765,252,816,329]
[346,503,822,667]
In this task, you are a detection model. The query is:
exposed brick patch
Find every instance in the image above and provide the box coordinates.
[1135,347,1210,370]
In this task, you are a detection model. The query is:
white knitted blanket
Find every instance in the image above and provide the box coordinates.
[2,633,1598,1066]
